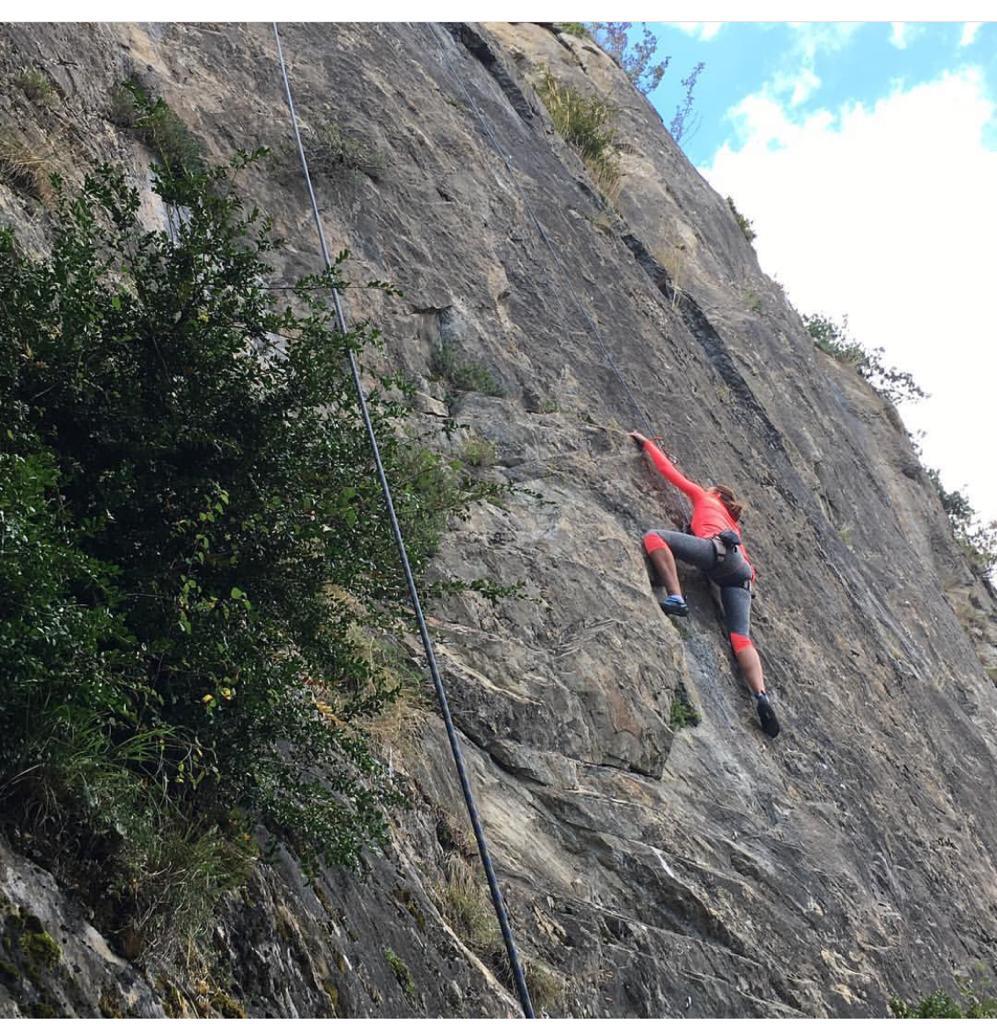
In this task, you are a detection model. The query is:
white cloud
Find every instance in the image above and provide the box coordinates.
[889,22,909,48]
[888,21,926,50]
[670,22,723,42]
[959,22,983,47]
[754,24,861,111]
[786,22,861,61]
[771,67,822,106]
[702,68,997,525]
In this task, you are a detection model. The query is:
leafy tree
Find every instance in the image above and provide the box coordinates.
[0,105,498,955]
[591,22,670,96]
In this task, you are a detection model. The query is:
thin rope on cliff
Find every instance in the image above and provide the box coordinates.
[272,23,536,1019]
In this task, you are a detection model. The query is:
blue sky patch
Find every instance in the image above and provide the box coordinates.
[611,21,997,532]
[636,22,997,164]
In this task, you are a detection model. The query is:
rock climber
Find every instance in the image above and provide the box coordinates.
[629,430,780,739]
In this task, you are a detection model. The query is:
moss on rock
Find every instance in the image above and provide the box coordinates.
[20,929,62,971]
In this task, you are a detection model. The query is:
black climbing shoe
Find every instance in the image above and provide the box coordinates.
[660,595,689,617]
[755,693,780,739]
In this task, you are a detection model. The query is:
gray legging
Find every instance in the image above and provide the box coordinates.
[648,529,752,639]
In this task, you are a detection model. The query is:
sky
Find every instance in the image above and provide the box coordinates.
[640,22,997,533]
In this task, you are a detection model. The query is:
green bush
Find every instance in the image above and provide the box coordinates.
[803,311,865,365]
[536,70,620,199]
[384,948,415,996]
[109,80,204,177]
[669,695,700,730]
[0,153,486,957]
[890,987,997,1018]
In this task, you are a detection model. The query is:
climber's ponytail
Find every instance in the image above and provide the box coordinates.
[713,484,744,522]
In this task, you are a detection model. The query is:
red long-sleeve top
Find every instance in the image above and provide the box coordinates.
[643,440,755,577]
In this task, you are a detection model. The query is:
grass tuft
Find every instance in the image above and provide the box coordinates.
[384,948,415,996]
[15,68,58,107]
[358,631,432,764]
[460,435,498,468]
[306,121,385,182]
[436,855,501,951]
[536,69,620,201]
[430,339,504,399]
[434,841,566,1013]
[0,133,55,204]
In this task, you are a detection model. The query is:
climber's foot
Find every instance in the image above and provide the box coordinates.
[755,692,780,739]
[660,595,689,617]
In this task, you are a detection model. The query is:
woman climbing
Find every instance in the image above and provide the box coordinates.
[629,430,780,739]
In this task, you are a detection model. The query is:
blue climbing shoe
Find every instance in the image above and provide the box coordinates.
[755,693,780,739]
[660,595,689,618]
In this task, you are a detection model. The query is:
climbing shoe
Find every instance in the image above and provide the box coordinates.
[660,595,689,617]
[755,693,780,739]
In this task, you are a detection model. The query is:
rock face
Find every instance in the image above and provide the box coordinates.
[0,838,164,1018]
[2,21,997,1018]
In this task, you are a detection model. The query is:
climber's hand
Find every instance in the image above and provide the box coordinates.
[628,431,648,450]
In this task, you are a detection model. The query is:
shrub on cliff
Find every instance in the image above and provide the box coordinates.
[670,62,705,144]
[554,23,589,39]
[727,195,756,244]
[109,79,205,178]
[926,469,997,578]
[803,313,927,406]
[0,148,489,957]
[590,22,669,96]
[890,977,997,1018]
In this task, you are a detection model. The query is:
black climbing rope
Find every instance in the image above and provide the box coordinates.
[430,23,658,442]
[272,24,535,1019]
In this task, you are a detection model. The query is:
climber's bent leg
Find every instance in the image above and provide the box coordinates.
[644,530,718,617]
[643,530,717,596]
[643,532,682,596]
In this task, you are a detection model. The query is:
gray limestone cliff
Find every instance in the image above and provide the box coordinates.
[1,21,996,1018]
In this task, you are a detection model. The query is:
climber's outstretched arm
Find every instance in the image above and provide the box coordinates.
[628,431,705,502]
